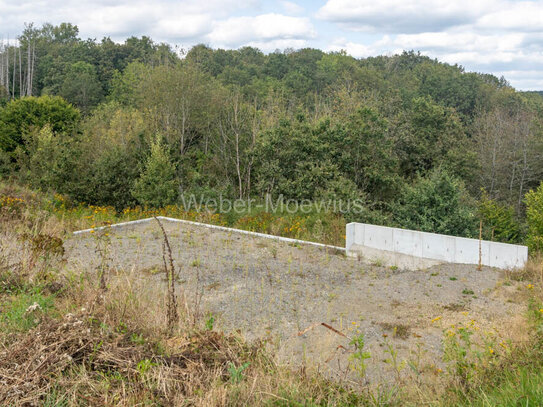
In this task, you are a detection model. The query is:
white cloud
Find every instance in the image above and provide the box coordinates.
[316,0,494,33]
[493,70,543,90]
[280,1,304,14]
[207,13,316,48]
[476,2,543,32]
[0,0,254,41]
[318,0,543,89]
[327,38,375,57]
[388,31,525,54]
[244,39,309,52]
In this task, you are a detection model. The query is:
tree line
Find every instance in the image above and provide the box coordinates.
[1,23,542,250]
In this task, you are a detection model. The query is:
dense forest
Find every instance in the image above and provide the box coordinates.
[1,23,543,250]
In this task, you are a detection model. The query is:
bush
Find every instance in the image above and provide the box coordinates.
[525,181,543,253]
[393,168,476,237]
[478,190,522,243]
[132,136,178,208]
[0,95,80,154]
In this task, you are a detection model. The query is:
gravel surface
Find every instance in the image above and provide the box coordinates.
[65,219,527,384]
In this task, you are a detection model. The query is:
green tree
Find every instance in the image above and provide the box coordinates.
[396,96,470,179]
[393,168,476,237]
[132,136,178,207]
[525,182,543,253]
[85,146,139,209]
[0,95,80,153]
[59,61,103,113]
[17,124,78,192]
[331,108,400,202]
[254,116,346,201]
[74,103,146,209]
[478,190,521,243]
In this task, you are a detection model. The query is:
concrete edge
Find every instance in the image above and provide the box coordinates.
[73,216,345,253]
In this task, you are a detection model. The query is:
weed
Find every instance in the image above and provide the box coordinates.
[92,223,111,290]
[154,217,180,335]
[372,259,383,267]
[130,333,146,345]
[383,336,406,381]
[349,333,371,378]
[137,358,157,376]
[228,362,250,383]
[205,313,215,331]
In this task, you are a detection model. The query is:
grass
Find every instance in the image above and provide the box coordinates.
[461,367,543,406]
[0,288,56,333]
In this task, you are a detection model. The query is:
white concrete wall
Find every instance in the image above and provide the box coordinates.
[346,222,528,269]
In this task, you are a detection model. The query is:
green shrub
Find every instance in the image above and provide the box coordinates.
[478,190,522,243]
[132,135,178,208]
[0,95,80,154]
[525,181,543,253]
[393,168,476,237]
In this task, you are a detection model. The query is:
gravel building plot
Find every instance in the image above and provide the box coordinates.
[65,219,527,383]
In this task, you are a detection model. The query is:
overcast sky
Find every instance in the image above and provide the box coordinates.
[1,0,542,90]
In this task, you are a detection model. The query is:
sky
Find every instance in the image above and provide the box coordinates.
[1,0,542,90]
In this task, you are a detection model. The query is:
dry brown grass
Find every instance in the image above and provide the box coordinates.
[0,306,271,406]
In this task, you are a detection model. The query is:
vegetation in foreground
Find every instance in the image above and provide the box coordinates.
[1,184,543,406]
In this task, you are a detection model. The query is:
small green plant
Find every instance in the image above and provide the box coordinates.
[462,288,475,295]
[228,362,250,383]
[372,259,383,267]
[449,276,457,281]
[349,333,371,377]
[205,313,215,331]
[130,333,145,345]
[137,359,157,376]
[383,335,406,381]
[444,324,476,386]
[443,320,497,389]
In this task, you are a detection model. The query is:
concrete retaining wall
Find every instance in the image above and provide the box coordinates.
[346,222,528,269]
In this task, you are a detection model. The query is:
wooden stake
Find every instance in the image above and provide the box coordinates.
[478,220,483,271]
